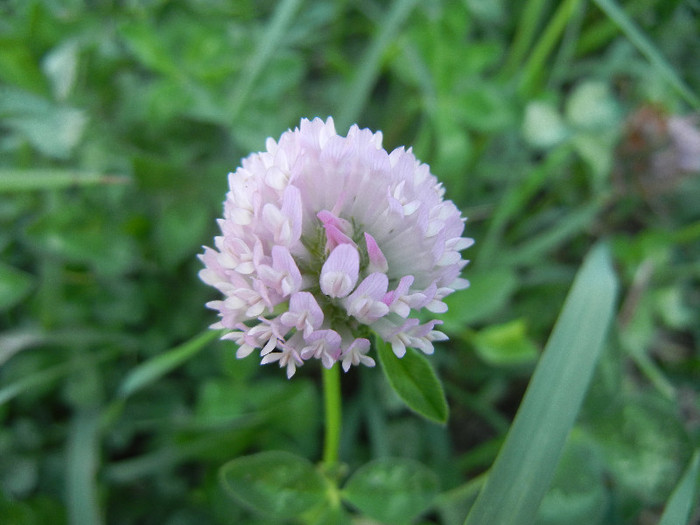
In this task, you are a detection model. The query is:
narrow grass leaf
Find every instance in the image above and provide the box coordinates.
[229,0,302,119]
[0,348,119,406]
[504,198,604,266]
[118,329,220,398]
[465,242,618,525]
[592,0,699,108]
[342,458,440,525]
[658,450,700,525]
[0,169,128,192]
[66,408,103,525]
[376,339,448,424]
[476,147,570,269]
[500,0,549,79]
[519,0,582,95]
[336,0,418,130]
[219,450,327,519]
[105,426,258,483]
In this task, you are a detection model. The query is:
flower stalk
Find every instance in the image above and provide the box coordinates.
[322,364,342,468]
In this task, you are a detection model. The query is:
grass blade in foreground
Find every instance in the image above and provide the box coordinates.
[118,329,221,398]
[658,450,700,525]
[465,242,618,525]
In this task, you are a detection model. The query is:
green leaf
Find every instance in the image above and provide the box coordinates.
[0,86,87,159]
[342,458,439,524]
[590,394,692,506]
[465,242,618,525]
[472,319,539,367]
[0,262,34,310]
[154,200,210,267]
[659,450,700,525]
[376,339,448,424]
[0,348,119,407]
[219,451,328,519]
[522,101,569,148]
[441,268,518,330]
[118,330,220,398]
[119,22,180,76]
[42,40,79,100]
[565,81,619,131]
[307,504,352,525]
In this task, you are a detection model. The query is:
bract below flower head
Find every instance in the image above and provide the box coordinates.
[200,117,473,377]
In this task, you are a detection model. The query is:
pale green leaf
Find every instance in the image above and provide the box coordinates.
[342,458,439,524]
[0,262,34,310]
[440,268,517,330]
[219,450,327,519]
[472,319,539,367]
[465,242,618,525]
[522,101,569,148]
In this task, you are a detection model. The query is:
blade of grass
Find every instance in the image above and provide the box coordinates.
[519,0,582,96]
[500,0,550,80]
[118,329,221,398]
[0,169,129,192]
[67,408,103,525]
[105,425,257,483]
[336,0,418,130]
[229,0,303,120]
[464,242,618,525]
[576,0,648,55]
[659,450,700,525]
[476,146,570,270]
[503,197,605,266]
[592,0,699,108]
[0,348,119,406]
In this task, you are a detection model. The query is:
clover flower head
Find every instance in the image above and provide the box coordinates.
[200,117,473,377]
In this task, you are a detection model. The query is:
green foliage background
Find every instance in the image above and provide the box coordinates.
[1,0,699,523]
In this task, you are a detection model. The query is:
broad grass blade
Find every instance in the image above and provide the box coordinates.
[659,450,700,525]
[464,242,618,525]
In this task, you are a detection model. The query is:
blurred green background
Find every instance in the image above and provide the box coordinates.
[1,0,699,523]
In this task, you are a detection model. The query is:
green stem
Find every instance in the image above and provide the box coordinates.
[322,365,342,468]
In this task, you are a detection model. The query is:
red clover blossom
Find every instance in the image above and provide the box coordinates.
[200,117,473,377]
